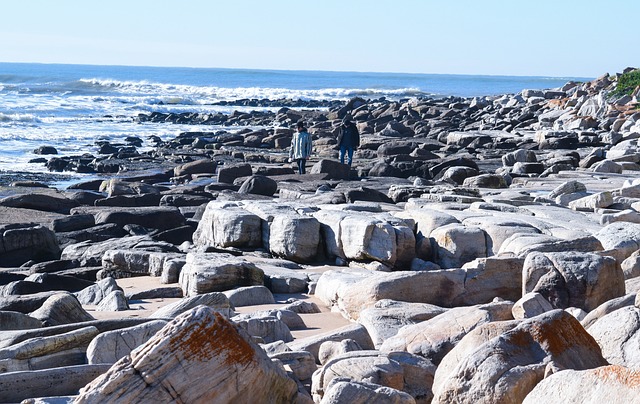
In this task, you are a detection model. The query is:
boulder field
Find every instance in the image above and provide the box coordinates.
[0,69,639,403]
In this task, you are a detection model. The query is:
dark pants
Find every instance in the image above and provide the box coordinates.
[296,158,306,174]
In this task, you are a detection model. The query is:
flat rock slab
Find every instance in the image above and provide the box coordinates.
[0,206,65,226]
[0,364,112,402]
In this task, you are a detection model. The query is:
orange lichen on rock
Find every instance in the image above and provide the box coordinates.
[168,311,256,367]
[593,365,640,388]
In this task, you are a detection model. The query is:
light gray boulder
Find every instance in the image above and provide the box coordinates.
[260,264,310,293]
[432,320,520,398]
[96,290,129,312]
[222,285,275,307]
[581,293,636,329]
[591,159,623,173]
[179,252,264,297]
[318,339,363,365]
[512,292,554,319]
[287,323,374,364]
[320,380,416,404]
[268,213,321,263]
[568,191,614,211]
[86,320,168,365]
[547,180,587,199]
[594,222,640,263]
[622,250,640,279]
[358,300,447,349]
[339,215,401,266]
[233,308,305,330]
[379,301,514,365]
[502,149,537,167]
[0,364,111,403]
[75,306,300,403]
[432,310,608,404]
[461,216,540,255]
[499,232,603,258]
[29,293,95,326]
[395,207,459,240]
[313,209,349,260]
[587,306,640,367]
[192,205,262,249]
[160,257,186,284]
[601,209,640,225]
[430,223,486,268]
[452,257,524,305]
[314,268,466,321]
[75,277,121,305]
[149,291,233,319]
[522,365,640,403]
[312,350,436,404]
[231,315,293,343]
[270,350,317,381]
[523,251,625,311]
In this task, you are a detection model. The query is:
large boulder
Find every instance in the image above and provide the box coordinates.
[358,299,447,348]
[28,293,95,326]
[193,203,262,249]
[179,252,264,297]
[522,365,640,403]
[587,306,640,367]
[75,306,300,403]
[430,223,487,268]
[379,301,514,365]
[312,350,435,403]
[318,380,415,404]
[0,224,60,267]
[315,268,466,320]
[149,292,234,319]
[432,310,608,403]
[268,213,321,263]
[523,251,625,311]
[594,222,640,263]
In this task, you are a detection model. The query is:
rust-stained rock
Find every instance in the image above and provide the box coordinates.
[75,305,298,403]
[432,309,608,404]
[522,365,640,403]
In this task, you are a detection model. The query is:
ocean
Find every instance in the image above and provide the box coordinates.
[0,62,591,185]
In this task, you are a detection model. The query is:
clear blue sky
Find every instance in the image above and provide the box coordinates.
[1,0,637,77]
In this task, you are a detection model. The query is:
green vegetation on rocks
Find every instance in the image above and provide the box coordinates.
[611,69,640,97]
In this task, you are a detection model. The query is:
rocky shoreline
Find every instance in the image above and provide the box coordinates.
[0,68,639,403]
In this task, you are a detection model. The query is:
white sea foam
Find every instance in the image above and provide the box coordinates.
[77,77,424,102]
[0,113,39,123]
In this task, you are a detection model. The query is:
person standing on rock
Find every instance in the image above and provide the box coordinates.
[289,120,313,174]
[337,116,360,166]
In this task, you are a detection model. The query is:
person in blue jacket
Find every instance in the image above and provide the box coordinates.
[337,116,360,166]
[289,120,313,174]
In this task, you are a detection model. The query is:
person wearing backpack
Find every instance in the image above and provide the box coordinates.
[337,116,360,166]
[289,120,313,174]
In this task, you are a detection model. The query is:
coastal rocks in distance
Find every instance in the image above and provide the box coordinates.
[75,306,300,403]
[32,145,58,155]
